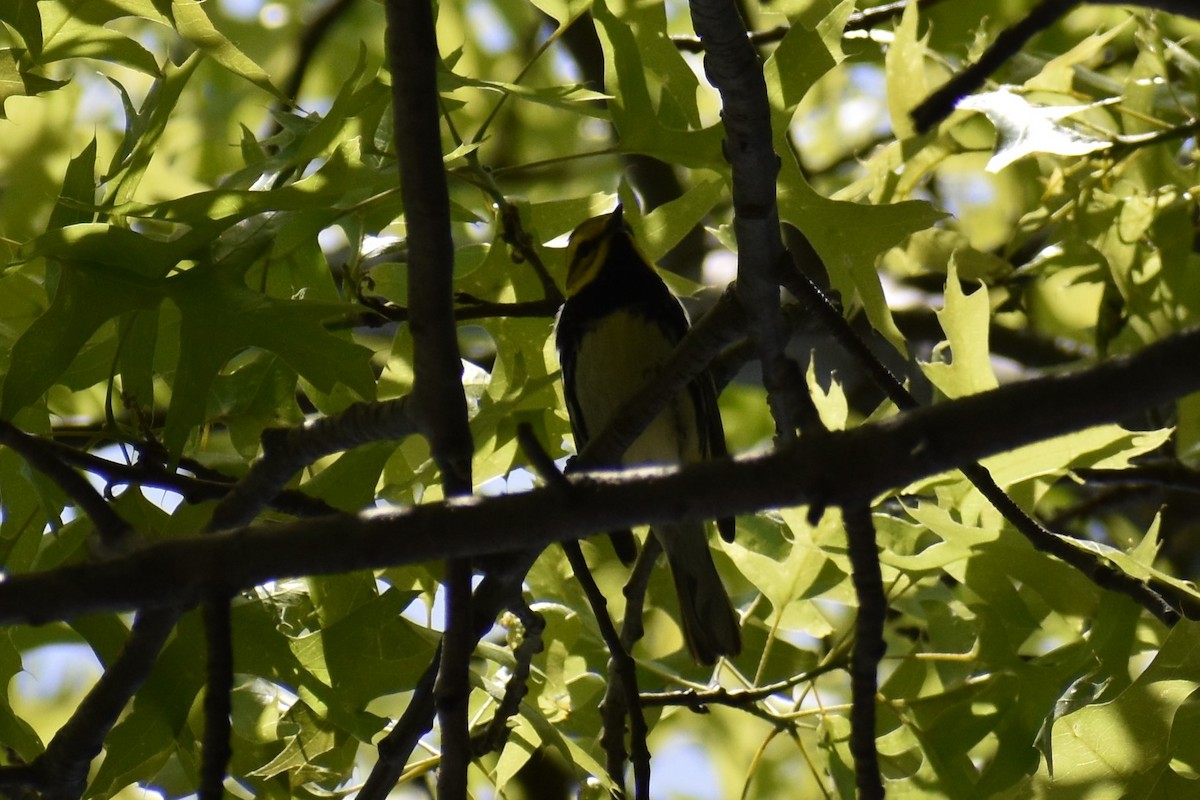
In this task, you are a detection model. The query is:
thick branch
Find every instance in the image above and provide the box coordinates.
[386,0,472,490]
[385,1,475,795]
[211,396,418,530]
[688,0,808,440]
[3,327,1200,624]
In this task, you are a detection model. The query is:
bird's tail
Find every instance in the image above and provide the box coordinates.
[656,523,741,665]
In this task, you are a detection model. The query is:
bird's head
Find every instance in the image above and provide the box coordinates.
[564,204,634,298]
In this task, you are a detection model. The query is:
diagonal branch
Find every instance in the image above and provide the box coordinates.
[0,420,131,551]
[777,242,1178,624]
[911,0,1079,133]
[3,327,1200,625]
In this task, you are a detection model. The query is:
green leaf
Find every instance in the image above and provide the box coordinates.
[591,0,724,170]
[778,160,946,352]
[38,1,161,75]
[1036,667,1113,776]
[1046,620,1200,787]
[2,259,162,418]
[765,11,841,117]
[103,52,202,208]
[161,268,375,458]
[635,176,724,263]
[440,71,609,117]
[288,588,433,712]
[0,48,66,117]
[922,262,998,398]
[301,442,396,512]
[48,137,98,229]
[0,631,44,760]
[884,0,926,140]
[168,0,281,98]
[0,1,43,56]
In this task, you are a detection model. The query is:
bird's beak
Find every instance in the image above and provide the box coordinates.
[607,203,625,232]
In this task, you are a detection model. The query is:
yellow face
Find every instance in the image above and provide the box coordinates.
[564,209,623,298]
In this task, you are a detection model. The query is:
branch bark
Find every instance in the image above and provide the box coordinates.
[687,0,810,440]
[3,327,1199,625]
[384,1,475,795]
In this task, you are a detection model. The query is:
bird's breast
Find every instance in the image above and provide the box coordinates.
[572,310,700,466]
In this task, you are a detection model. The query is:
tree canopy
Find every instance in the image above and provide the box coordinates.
[1,0,1200,798]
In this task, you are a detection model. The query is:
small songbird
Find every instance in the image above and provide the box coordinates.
[554,204,741,665]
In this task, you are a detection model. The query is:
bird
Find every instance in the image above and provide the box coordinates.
[554,204,741,665]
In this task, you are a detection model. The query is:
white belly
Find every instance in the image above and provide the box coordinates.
[572,310,700,466]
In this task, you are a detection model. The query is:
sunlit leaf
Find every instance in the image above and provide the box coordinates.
[0,48,65,117]
[957,88,1113,173]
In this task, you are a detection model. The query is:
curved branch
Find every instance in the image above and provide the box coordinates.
[0,420,131,551]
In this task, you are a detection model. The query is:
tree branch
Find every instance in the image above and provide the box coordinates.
[211,396,418,530]
[199,596,234,800]
[778,240,1178,623]
[385,0,476,795]
[476,599,544,756]
[2,608,177,798]
[4,327,1200,624]
[688,0,811,441]
[671,0,951,53]
[911,0,1080,133]
[0,420,132,552]
[844,504,884,800]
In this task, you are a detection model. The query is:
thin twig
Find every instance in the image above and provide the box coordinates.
[639,658,846,708]
[517,422,647,797]
[1077,463,1200,494]
[496,200,563,305]
[911,0,1080,133]
[477,600,544,755]
[777,236,1180,624]
[566,541,650,799]
[0,420,132,551]
[358,295,562,324]
[360,548,543,799]
[672,0,951,53]
[620,537,662,654]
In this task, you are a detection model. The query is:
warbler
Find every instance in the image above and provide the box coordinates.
[554,204,741,665]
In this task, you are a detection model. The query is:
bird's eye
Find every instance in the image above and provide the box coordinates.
[574,239,598,262]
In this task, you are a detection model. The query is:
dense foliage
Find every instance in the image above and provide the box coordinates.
[1,0,1200,798]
